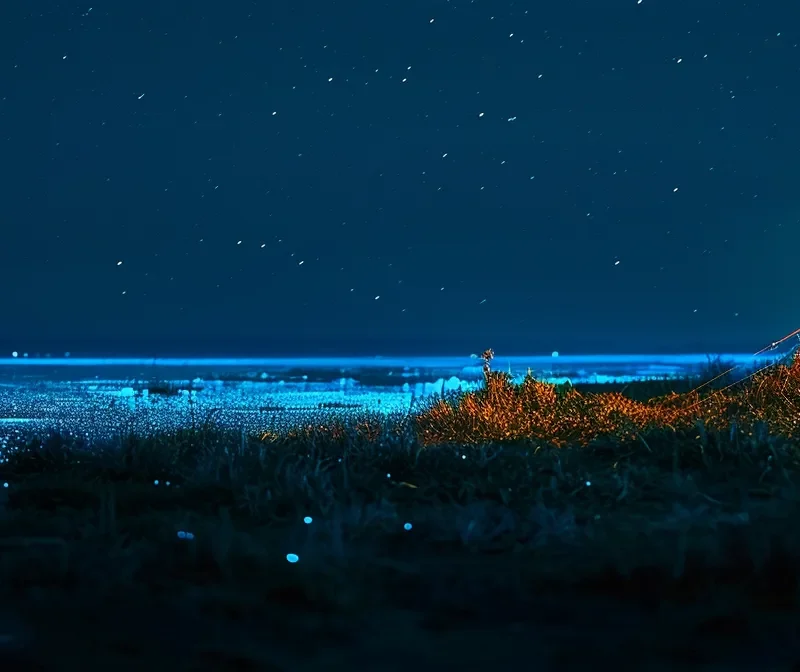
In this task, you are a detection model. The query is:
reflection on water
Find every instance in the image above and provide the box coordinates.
[0,352,787,443]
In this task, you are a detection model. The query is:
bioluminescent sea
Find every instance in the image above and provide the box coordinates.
[0,352,784,444]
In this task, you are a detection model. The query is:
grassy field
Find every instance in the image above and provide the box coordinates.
[2,349,800,670]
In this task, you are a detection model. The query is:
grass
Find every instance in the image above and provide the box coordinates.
[2,349,800,669]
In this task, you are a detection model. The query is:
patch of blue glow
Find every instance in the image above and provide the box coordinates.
[303,516,313,524]
[286,553,299,563]
[404,522,412,531]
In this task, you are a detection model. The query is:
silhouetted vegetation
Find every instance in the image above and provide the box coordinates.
[2,350,800,669]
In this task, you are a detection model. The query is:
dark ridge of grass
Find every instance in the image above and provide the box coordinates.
[0,428,798,669]
[2,354,800,668]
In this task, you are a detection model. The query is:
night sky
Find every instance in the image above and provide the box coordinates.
[2,1,798,357]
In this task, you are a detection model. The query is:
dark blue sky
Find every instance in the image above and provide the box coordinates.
[2,1,798,357]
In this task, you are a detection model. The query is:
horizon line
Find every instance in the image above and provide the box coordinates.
[0,352,786,368]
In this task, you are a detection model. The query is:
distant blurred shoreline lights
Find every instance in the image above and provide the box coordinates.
[4,324,800,386]
[0,350,792,387]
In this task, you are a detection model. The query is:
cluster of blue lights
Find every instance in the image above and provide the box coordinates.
[170,512,414,564]
[282,515,414,564]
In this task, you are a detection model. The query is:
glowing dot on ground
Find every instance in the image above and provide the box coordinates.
[303,516,313,524]
[404,522,413,531]
[286,553,299,563]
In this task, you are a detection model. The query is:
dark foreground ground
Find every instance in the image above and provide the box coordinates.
[2,414,800,671]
